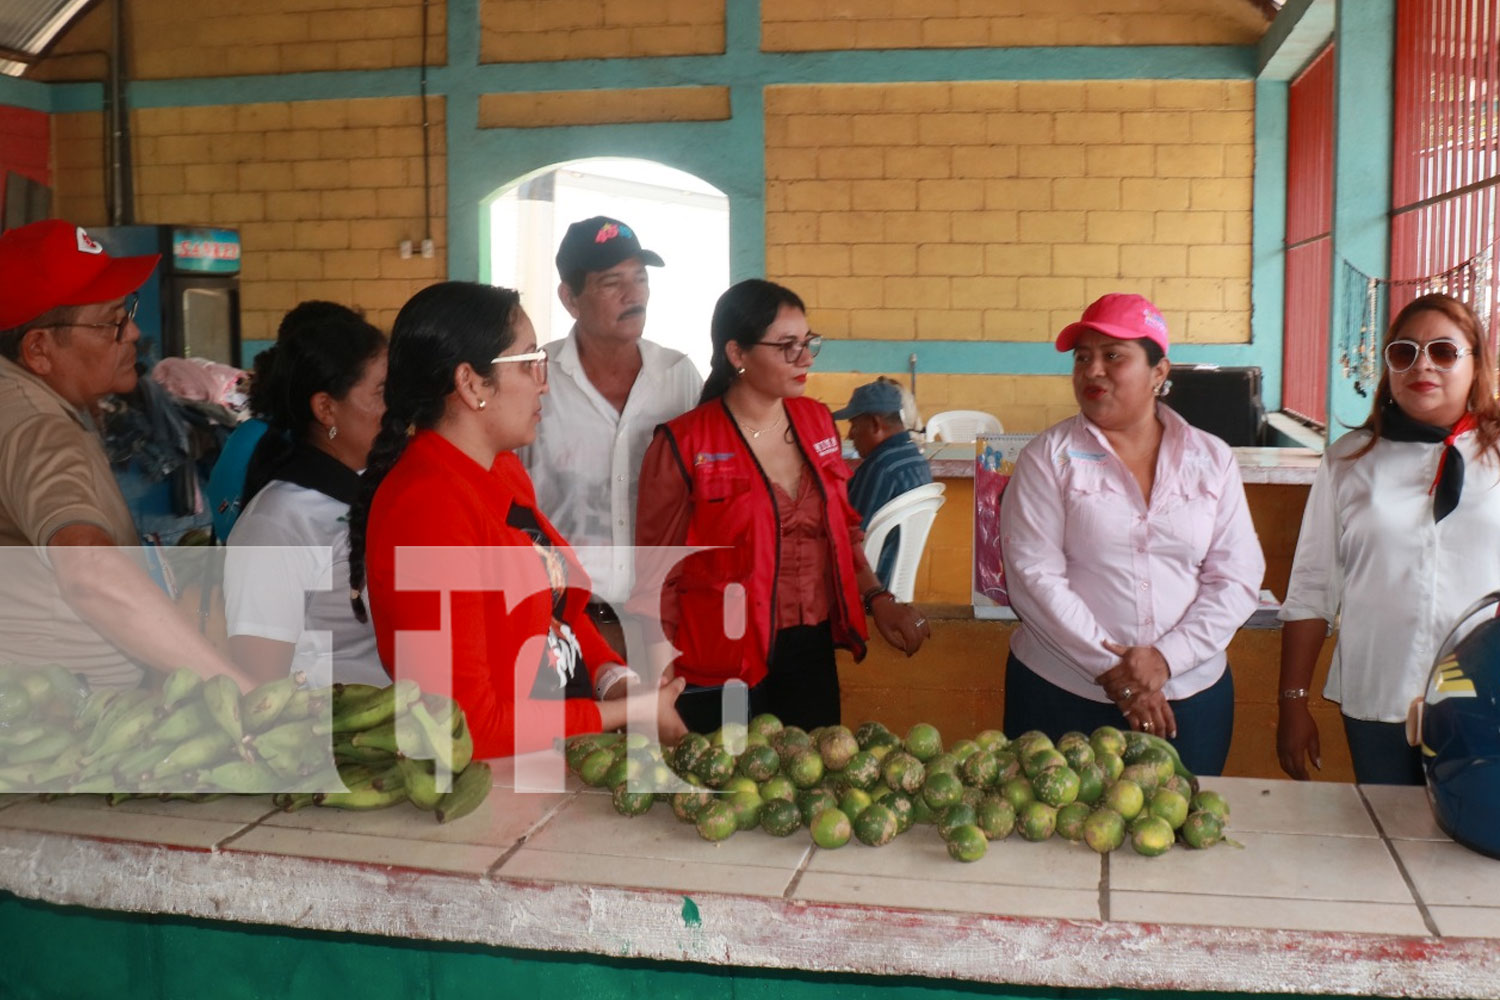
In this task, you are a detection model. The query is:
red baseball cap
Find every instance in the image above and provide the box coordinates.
[0,219,160,330]
[1055,292,1170,354]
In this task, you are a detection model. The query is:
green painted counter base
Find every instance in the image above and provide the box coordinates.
[0,892,1293,1000]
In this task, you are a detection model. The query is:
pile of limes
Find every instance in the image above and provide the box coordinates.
[561,717,1231,863]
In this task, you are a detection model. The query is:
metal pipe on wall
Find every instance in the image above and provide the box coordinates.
[108,0,133,224]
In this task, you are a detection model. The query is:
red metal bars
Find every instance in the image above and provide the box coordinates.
[1284,45,1336,424]
[1391,0,1500,334]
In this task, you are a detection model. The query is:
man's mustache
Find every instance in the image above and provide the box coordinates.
[618,305,646,321]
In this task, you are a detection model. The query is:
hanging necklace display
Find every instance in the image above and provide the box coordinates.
[1354,275,1380,397]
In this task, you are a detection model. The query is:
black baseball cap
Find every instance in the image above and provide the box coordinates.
[555,216,665,281]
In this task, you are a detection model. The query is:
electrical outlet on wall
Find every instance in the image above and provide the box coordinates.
[399,239,413,259]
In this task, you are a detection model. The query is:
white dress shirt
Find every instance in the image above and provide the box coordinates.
[1280,428,1500,722]
[1001,406,1265,703]
[519,330,702,605]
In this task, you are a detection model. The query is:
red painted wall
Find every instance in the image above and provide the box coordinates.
[0,105,52,225]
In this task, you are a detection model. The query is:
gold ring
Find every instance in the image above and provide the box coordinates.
[913,617,927,628]
[1121,686,1133,701]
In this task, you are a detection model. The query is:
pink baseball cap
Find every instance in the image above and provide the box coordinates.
[1055,293,1170,354]
[0,219,160,329]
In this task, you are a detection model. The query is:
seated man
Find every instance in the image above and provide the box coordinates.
[0,220,254,692]
[834,378,935,588]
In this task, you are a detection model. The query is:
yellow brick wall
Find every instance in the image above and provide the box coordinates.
[52,97,447,341]
[479,86,731,127]
[480,0,724,62]
[766,80,1254,352]
[762,0,1268,52]
[29,0,444,81]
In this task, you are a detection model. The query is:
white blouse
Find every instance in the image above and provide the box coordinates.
[1280,428,1500,721]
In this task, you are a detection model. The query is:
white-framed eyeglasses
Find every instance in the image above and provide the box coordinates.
[490,349,549,383]
[1384,337,1473,373]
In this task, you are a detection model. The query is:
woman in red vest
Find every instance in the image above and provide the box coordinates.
[347,281,686,759]
[635,279,929,732]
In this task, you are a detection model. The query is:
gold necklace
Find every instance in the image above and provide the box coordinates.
[736,408,785,440]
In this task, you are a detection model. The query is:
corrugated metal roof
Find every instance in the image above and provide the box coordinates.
[0,0,92,76]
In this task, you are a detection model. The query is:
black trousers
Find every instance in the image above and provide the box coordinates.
[674,622,839,734]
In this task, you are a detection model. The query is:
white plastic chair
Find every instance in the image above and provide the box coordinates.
[924,409,1003,442]
[861,482,947,603]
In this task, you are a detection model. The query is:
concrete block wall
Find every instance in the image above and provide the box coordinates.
[52,97,447,346]
[479,86,731,128]
[30,0,445,81]
[760,0,1268,51]
[480,0,724,61]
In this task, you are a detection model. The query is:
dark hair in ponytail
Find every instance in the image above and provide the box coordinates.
[349,281,523,622]
[242,301,386,502]
[699,279,806,404]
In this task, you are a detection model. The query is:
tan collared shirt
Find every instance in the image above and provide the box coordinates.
[0,356,142,688]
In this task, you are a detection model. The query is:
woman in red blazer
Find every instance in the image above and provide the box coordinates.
[349,281,685,759]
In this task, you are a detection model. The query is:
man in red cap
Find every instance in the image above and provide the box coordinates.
[0,219,254,692]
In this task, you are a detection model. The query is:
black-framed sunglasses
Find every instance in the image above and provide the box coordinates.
[36,293,139,344]
[752,333,823,364]
[1384,337,1473,373]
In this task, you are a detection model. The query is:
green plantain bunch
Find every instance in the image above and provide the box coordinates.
[0,665,490,825]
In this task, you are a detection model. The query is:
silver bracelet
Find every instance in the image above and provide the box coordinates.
[1279,687,1309,701]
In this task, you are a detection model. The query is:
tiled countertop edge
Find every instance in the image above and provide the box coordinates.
[2,826,1499,998]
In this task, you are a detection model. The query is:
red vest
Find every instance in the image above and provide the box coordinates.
[659,396,868,689]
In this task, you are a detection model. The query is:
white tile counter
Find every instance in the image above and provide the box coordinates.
[2,764,1498,997]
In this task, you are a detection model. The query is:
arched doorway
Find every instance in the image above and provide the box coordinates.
[484,157,729,377]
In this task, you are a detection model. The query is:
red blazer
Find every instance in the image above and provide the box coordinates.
[366,431,618,759]
[647,396,868,688]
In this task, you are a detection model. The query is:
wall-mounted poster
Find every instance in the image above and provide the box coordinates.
[972,433,1033,618]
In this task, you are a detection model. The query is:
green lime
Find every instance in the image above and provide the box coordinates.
[854,721,891,749]
[1119,762,1160,795]
[760,798,802,836]
[818,726,860,771]
[853,803,900,846]
[810,807,853,849]
[694,747,736,788]
[748,713,784,739]
[1075,762,1108,805]
[924,752,960,777]
[904,723,943,762]
[882,751,925,794]
[1181,809,1224,849]
[946,823,988,862]
[770,726,812,756]
[1089,725,1126,759]
[1055,801,1092,841]
[974,796,1016,840]
[784,747,826,788]
[695,800,737,841]
[670,788,714,822]
[1191,789,1231,822]
[1131,815,1175,856]
[1059,739,1095,771]
[992,751,1024,785]
[884,790,916,833]
[839,787,873,818]
[1083,807,1126,854]
[974,729,1009,751]
[797,786,839,818]
[937,802,978,840]
[672,733,711,774]
[579,748,616,787]
[998,776,1035,812]
[1032,765,1080,807]
[910,793,938,825]
[1148,788,1190,830]
[948,739,981,762]
[759,774,797,802]
[1098,751,1124,782]
[922,771,965,810]
[1017,800,1057,842]
[612,783,654,817]
[1160,774,1195,799]
[723,774,758,797]
[842,751,881,789]
[1103,778,1145,821]
[960,750,999,789]
[1024,747,1069,779]
[738,744,781,782]
[0,683,33,726]
[1137,746,1177,784]
[728,789,764,831]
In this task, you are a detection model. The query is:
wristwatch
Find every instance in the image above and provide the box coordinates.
[862,586,893,614]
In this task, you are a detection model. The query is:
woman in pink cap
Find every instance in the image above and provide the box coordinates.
[998,293,1265,775]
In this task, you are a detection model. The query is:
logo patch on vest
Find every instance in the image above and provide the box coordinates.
[694,451,736,466]
[813,436,840,458]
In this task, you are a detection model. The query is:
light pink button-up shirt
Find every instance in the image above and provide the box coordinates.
[999,406,1265,703]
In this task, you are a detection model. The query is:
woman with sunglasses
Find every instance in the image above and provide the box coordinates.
[348,282,686,759]
[1279,292,1500,784]
[633,279,929,733]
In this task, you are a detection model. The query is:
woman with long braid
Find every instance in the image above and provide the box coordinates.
[349,282,686,759]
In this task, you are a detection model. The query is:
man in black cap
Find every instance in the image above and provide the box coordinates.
[520,216,701,681]
[835,378,934,588]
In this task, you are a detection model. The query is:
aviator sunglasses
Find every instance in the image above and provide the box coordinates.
[1383,338,1474,373]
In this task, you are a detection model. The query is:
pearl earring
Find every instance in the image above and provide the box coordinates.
[478,399,487,410]
[736,367,746,375]
[327,425,338,441]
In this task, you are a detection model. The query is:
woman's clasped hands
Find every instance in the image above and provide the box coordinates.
[1097,639,1177,738]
